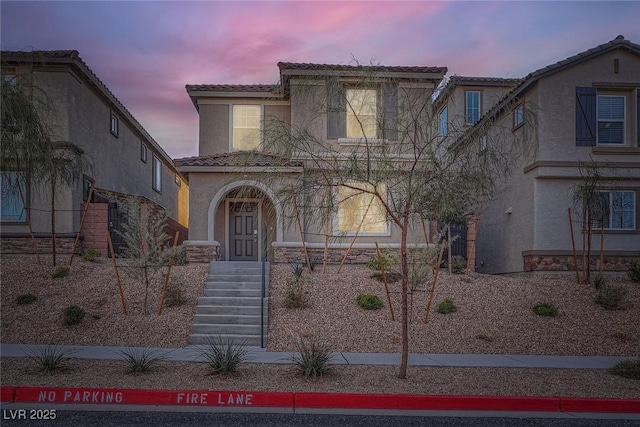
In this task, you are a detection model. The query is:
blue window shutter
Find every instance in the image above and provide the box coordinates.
[381,82,398,141]
[576,87,596,146]
[326,78,346,139]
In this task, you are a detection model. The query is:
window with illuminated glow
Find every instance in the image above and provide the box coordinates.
[232,105,261,150]
[336,182,387,234]
[346,89,377,139]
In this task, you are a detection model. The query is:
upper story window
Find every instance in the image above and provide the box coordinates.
[597,95,625,145]
[327,80,398,141]
[438,106,448,139]
[110,111,119,137]
[140,142,148,163]
[591,190,636,230]
[335,182,388,235]
[346,88,377,139]
[1,171,26,223]
[232,105,261,151]
[514,103,524,128]
[465,91,480,125]
[152,156,162,193]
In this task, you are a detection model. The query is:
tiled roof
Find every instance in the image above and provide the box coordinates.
[447,76,522,85]
[175,152,302,168]
[278,62,447,75]
[1,50,181,176]
[186,84,281,93]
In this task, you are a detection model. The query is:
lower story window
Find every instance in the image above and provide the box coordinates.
[591,190,635,230]
[336,182,387,234]
[1,171,26,222]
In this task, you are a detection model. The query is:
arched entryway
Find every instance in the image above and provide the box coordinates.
[207,180,282,262]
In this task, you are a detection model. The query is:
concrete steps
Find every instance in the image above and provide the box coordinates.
[188,261,269,347]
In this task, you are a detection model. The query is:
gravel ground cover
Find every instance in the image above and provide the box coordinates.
[2,254,639,397]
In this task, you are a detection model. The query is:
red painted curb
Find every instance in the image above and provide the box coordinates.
[13,387,294,408]
[295,393,560,412]
[1,387,16,403]
[561,397,640,413]
[3,387,640,413]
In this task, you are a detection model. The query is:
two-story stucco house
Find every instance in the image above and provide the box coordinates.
[1,50,188,256]
[437,35,640,274]
[177,63,448,263]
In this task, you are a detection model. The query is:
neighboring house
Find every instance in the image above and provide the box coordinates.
[177,63,447,263]
[437,35,640,273]
[1,50,188,257]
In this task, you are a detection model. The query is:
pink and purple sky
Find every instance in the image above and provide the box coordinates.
[2,1,639,159]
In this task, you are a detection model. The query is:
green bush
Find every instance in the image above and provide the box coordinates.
[628,261,640,283]
[291,336,334,378]
[366,252,394,271]
[608,359,640,380]
[595,284,628,310]
[450,256,467,274]
[437,298,457,314]
[81,248,101,262]
[163,277,187,307]
[23,345,75,372]
[16,293,37,305]
[356,294,383,310]
[284,277,308,309]
[591,273,606,290]
[62,305,85,325]
[309,256,320,272]
[120,349,166,374]
[532,302,558,316]
[51,267,70,279]
[371,271,402,283]
[168,245,188,265]
[198,335,248,374]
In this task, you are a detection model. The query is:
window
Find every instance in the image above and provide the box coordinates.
[597,95,624,145]
[479,134,487,152]
[336,182,387,234]
[591,190,635,230]
[438,107,448,139]
[514,104,524,128]
[110,111,119,137]
[152,156,162,193]
[1,171,26,222]
[466,91,480,124]
[346,88,377,139]
[232,105,261,150]
[82,175,94,201]
[140,142,148,163]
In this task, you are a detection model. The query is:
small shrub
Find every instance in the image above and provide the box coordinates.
[284,277,308,309]
[371,271,402,283]
[164,277,187,307]
[309,256,320,272]
[81,248,101,262]
[628,261,640,283]
[366,252,394,271]
[198,336,248,374]
[356,294,383,310]
[16,293,37,305]
[595,284,629,310]
[120,349,166,374]
[437,298,457,314]
[591,273,606,290]
[450,256,467,274]
[533,302,558,317]
[62,305,85,325]
[170,245,188,265]
[51,267,70,279]
[291,262,305,278]
[23,345,75,372]
[291,336,334,378]
[608,359,640,380]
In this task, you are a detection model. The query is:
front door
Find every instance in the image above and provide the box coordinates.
[229,201,259,261]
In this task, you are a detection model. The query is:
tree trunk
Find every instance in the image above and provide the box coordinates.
[398,222,409,379]
[51,178,57,266]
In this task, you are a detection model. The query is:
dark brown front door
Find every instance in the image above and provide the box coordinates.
[229,202,258,261]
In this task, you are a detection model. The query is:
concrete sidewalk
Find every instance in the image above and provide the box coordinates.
[1,343,631,369]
